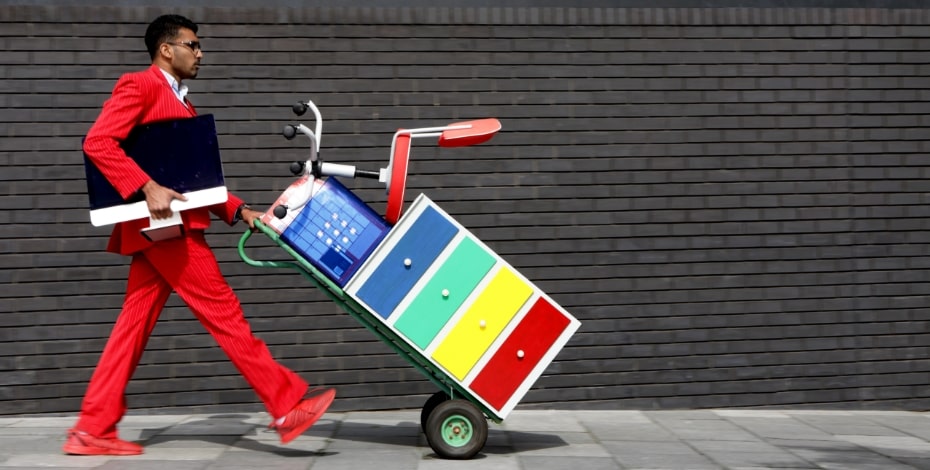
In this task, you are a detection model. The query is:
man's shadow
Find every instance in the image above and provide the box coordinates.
[137,413,337,457]
[136,413,569,459]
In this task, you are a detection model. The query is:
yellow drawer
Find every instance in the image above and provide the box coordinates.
[431,266,533,380]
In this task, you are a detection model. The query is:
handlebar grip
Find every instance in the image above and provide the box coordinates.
[292,101,309,116]
[283,125,297,139]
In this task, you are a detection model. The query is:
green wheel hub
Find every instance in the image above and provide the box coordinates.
[424,398,488,459]
[440,414,473,447]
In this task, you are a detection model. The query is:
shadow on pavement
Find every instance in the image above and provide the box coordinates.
[134,413,569,460]
[137,413,336,458]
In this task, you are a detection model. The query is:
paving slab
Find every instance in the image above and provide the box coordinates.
[0,409,926,469]
[605,440,721,469]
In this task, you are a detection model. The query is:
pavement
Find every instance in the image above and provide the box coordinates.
[0,409,929,469]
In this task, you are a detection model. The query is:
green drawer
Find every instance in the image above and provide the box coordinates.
[394,236,496,349]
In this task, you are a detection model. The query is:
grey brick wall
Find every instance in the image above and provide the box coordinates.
[1,5,929,416]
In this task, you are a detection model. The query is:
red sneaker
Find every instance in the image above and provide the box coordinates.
[271,388,336,444]
[62,429,143,456]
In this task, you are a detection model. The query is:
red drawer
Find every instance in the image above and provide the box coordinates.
[469,296,571,411]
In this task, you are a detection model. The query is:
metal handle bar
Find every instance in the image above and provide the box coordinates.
[237,220,349,298]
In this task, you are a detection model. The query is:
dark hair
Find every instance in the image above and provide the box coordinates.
[144,14,198,60]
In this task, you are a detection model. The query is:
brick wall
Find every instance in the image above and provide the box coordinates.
[1,4,929,416]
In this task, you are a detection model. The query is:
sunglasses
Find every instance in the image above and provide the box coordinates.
[167,40,202,52]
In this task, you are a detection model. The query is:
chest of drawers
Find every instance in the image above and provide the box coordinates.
[345,194,580,419]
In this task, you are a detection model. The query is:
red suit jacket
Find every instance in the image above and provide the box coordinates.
[84,64,243,255]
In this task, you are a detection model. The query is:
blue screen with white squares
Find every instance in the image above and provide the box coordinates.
[281,177,389,286]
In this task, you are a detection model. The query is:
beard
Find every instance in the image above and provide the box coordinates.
[185,63,200,80]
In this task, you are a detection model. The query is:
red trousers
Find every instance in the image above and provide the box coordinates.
[76,232,308,438]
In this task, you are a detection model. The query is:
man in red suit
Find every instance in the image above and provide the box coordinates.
[65,14,334,456]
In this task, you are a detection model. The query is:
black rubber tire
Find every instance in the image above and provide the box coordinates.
[424,399,488,460]
[420,391,451,432]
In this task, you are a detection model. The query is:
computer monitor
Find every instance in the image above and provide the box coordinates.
[84,114,228,227]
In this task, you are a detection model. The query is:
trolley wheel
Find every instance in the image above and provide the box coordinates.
[420,391,451,432]
[424,399,488,460]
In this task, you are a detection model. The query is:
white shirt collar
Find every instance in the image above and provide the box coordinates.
[159,68,189,105]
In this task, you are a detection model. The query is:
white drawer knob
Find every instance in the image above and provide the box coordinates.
[517,350,525,359]
[441,289,450,298]
[479,320,486,329]
[403,258,412,267]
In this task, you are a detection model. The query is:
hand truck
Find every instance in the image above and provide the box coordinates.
[238,99,580,459]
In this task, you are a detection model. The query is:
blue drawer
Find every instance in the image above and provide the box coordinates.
[355,206,458,319]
